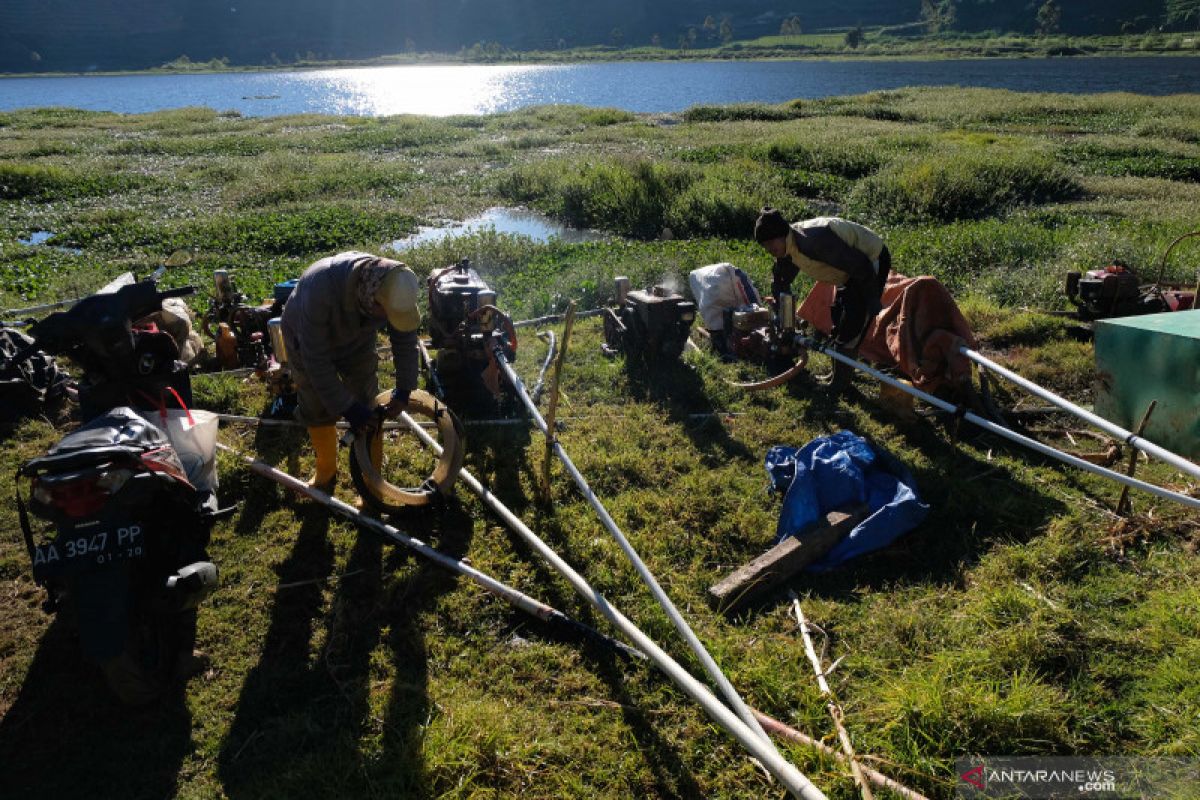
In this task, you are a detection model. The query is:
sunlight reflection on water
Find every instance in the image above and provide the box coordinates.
[285,65,555,116]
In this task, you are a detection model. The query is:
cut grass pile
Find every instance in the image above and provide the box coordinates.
[2,88,1199,799]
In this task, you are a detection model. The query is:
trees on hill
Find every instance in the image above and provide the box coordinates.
[921,0,957,33]
[1165,0,1200,28]
[1036,0,1063,35]
[779,16,802,35]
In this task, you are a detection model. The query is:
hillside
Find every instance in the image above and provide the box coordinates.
[0,0,1186,73]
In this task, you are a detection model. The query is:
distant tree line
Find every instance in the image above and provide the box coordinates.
[0,0,1192,73]
[922,0,1185,36]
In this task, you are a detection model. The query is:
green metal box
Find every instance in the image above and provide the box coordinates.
[1094,309,1200,459]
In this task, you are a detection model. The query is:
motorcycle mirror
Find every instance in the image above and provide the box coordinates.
[163,250,193,269]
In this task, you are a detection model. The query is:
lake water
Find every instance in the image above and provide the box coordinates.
[1,57,1197,117]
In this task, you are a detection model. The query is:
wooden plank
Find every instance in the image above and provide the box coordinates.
[709,506,867,612]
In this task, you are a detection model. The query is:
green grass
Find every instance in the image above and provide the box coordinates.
[0,161,147,200]
[2,88,1200,799]
[847,148,1082,224]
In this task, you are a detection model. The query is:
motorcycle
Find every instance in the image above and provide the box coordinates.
[9,274,224,704]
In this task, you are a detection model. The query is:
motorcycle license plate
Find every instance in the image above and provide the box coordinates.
[31,522,145,581]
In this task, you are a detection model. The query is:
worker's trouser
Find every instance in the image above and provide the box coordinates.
[830,246,892,350]
[292,348,381,428]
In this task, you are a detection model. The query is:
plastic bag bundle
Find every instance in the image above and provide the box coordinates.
[688,263,762,331]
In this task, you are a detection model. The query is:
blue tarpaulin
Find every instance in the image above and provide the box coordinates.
[765,430,928,571]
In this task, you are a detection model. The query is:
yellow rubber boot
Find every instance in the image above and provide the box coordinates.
[306,425,339,494]
[354,429,385,511]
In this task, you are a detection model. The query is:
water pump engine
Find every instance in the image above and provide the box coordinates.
[426,259,517,408]
[723,292,804,369]
[204,270,297,369]
[602,278,696,363]
[1065,262,1194,321]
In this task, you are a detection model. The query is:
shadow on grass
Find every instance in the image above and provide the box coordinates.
[0,611,193,800]
[624,355,755,463]
[216,509,337,798]
[216,491,476,798]
[499,507,707,799]
[462,421,535,513]
[446,429,709,797]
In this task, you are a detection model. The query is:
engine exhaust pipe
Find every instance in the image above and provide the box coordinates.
[614,276,630,306]
[267,318,287,365]
[213,270,235,305]
[778,292,795,332]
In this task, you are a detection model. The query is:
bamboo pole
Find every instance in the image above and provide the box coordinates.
[417,339,445,400]
[790,592,873,800]
[752,711,931,800]
[540,302,575,500]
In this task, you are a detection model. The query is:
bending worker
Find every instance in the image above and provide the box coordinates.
[281,251,421,491]
[753,208,890,359]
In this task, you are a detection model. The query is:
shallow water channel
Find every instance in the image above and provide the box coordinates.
[388,207,607,251]
[17,231,82,255]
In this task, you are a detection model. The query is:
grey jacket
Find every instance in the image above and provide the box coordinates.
[281,251,419,419]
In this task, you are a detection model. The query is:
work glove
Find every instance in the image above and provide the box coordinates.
[343,401,377,436]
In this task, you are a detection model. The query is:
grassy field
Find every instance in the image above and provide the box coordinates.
[1,89,1199,799]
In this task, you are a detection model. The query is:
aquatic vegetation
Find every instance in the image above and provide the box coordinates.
[2,89,1200,798]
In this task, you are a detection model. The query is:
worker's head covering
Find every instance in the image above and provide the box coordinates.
[356,257,422,332]
[754,207,790,244]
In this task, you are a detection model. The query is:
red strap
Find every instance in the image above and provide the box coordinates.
[159,386,194,427]
[133,387,166,416]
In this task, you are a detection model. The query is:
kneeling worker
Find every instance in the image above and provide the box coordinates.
[281,251,421,491]
[753,208,890,357]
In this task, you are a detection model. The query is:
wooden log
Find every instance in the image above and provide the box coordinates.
[709,507,867,612]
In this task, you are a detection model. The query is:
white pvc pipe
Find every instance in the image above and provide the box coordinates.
[494,354,791,756]
[512,307,605,329]
[961,346,1200,482]
[397,410,828,800]
[801,338,1200,510]
[215,443,638,659]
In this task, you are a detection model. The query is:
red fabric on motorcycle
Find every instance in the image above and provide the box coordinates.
[797,272,978,393]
